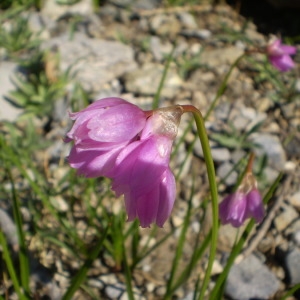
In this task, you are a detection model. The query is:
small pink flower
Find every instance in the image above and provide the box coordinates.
[219,173,264,227]
[267,39,296,72]
[65,98,183,227]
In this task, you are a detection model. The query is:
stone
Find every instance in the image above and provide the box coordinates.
[201,46,244,67]
[225,254,280,300]
[177,12,198,29]
[105,283,125,299]
[274,204,298,232]
[150,14,181,36]
[285,248,300,285]
[180,29,212,40]
[124,63,182,98]
[149,36,173,61]
[249,133,287,171]
[42,33,137,94]
[217,162,238,186]
[0,61,24,121]
[41,0,94,20]
[0,209,18,249]
[290,191,300,209]
[210,147,231,162]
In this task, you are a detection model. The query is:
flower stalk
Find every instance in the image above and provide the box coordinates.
[181,105,219,300]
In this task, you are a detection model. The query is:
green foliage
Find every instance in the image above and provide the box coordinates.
[0,15,40,57]
[7,59,70,119]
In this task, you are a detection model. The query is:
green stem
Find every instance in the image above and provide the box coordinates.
[152,44,176,109]
[205,54,245,121]
[182,105,219,300]
[280,283,300,300]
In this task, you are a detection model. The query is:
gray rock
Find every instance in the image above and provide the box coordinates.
[105,283,125,299]
[290,191,300,209]
[180,29,212,40]
[149,36,173,61]
[285,248,300,285]
[124,63,182,98]
[225,254,280,300]
[41,0,94,20]
[211,147,231,162]
[0,209,18,249]
[274,204,298,232]
[217,162,238,186]
[42,33,137,94]
[0,61,24,121]
[177,12,198,29]
[201,46,244,67]
[249,133,287,171]
[150,14,181,36]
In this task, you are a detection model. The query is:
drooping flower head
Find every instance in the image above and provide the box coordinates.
[219,169,264,228]
[65,97,183,227]
[267,38,297,72]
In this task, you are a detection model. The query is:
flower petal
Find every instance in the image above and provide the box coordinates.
[87,103,146,143]
[270,55,295,72]
[111,136,173,197]
[156,169,176,227]
[219,192,247,227]
[246,189,264,223]
[67,143,126,178]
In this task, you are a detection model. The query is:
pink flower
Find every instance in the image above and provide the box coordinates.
[267,39,297,72]
[219,189,264,228]
[65,98,183,227]
[65,97,147,177]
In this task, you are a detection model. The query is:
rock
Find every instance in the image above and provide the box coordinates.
[105,283,125,299]
[149,36,173,61]
[180,29,212,40]
[177,12,198,29]
[285,248,300,285]
[274,204,298,232]
[217,162,238,186]
[249,133,287,171]
[210,147,231,162]
[201,46,244,67]
[0,209,18,249]
[124,63,182,98]
[225,254,280,300]
[150,14,181,36]
[290,191,300,209]
[0,61,24,121]
[42,33,137,94]
[41,0,94,20]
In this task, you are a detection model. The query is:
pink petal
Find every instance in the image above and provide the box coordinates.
[87,103,146,143]
[280,45,297,55]
[136,186,160,228]
[156,169,176,227]
[67,143,125,178]
[111,136,173,197]
[246,189,264,223]
[270,55,295,72]
[219,192,247,227]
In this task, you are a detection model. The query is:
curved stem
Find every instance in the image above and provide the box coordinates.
[181,105,219,300]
